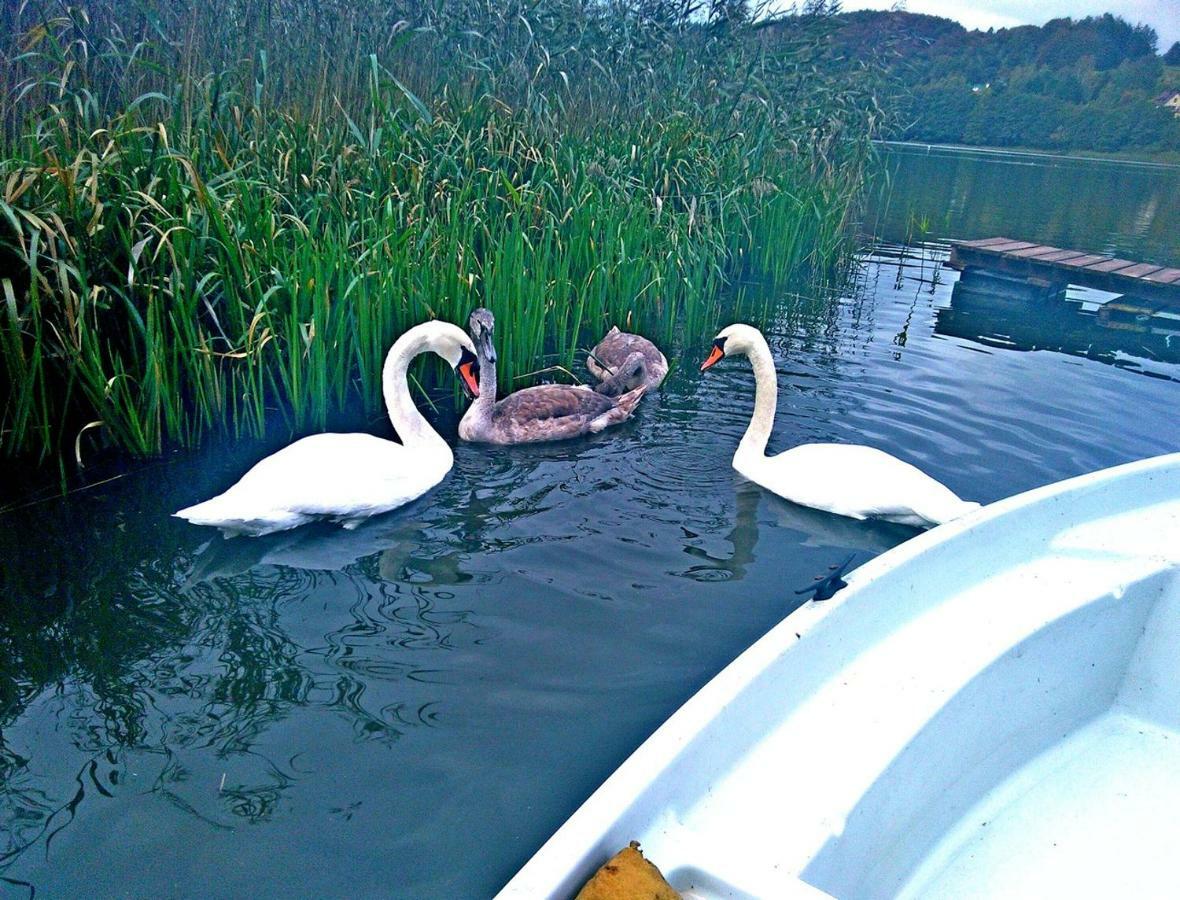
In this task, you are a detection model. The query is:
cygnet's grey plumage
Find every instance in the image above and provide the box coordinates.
[459,309,645,445]
[592,351,649,397]
[587,326,668,392]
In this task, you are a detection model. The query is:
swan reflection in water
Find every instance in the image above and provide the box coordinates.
[181,475,514,586]
[1,497,485,874]
[182,508,473,585]
[677,481,914,582]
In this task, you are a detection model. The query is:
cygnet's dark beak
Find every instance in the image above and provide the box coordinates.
[478,329,497,364]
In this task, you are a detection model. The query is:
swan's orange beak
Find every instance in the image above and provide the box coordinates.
[457,349,480,399]
[700,343,725,371]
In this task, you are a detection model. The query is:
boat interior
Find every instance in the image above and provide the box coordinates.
[502,459,1180,900]
[667,498,1179,899]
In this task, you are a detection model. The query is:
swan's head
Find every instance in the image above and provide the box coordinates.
[613,352,649,389]
[425,321,480,398]
[597,351,649,396]
[701,323,762,370]
[469,307,497,365]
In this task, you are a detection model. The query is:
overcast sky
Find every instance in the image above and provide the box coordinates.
[804,1,1180,53]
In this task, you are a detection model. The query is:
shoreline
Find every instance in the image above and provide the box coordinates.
[874,140,1180,169]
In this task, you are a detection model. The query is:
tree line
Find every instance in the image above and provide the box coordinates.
[817,10,1180,154]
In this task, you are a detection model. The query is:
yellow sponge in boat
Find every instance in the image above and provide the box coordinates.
[574,841,681,900]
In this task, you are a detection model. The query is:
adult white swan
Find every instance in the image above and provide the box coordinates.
[700,323,980,528]
[175,321,480,536]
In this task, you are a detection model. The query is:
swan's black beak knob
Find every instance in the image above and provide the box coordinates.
[701,337,726,371]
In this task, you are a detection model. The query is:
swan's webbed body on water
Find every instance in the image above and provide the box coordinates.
[174,321,479,536]
[701,324,980,529]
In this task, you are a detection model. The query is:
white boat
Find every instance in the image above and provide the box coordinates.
[497,453,1180,900]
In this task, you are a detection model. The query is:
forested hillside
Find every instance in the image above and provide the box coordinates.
[825,10,1180,154]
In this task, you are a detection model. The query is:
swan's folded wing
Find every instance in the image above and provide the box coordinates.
[233,432,449,516]
[491,385,614,424]
[587,327,665,377]
[761,443,973,528]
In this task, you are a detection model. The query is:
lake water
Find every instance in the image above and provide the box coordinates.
[2,147,1179,898]
[869,143,1180,268]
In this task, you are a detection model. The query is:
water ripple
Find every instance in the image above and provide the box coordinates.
[3,235,1179,898]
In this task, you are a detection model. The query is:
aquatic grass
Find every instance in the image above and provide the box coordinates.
[0,1,883,466]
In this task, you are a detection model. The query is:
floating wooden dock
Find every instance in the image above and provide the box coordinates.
[948,237,1180,308]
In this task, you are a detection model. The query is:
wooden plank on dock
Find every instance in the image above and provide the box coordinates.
[1035,250,1101,264]
[1085,258,1138,273]
[986,240,1041,252]
[1144,268,1180,285]
[947,236,1180,308]
[1116,263,1164,278]
[1009,245,1065,259]
[1055,254,1110,268]
[958,236,1019,248]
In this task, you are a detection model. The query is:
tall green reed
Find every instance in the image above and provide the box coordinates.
[0,0,885,467]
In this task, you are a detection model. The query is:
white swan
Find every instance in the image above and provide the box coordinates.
[701,324,980,529]
[175,321,480,536]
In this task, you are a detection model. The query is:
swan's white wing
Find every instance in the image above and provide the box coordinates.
[745,443,975,527]
[176,433,452,534]
[235,434,445,510]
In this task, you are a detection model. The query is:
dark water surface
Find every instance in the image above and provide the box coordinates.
[3,149,1180,898]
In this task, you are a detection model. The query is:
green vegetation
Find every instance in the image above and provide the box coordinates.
[820,10,1180,155]
[0,1,881,468]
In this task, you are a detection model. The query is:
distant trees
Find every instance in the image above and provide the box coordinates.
[903,80,976,142]
[822,10,1180,154]
[962,90,1067,147]
[1036,14,1155,70]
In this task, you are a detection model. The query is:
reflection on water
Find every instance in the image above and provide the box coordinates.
[940,271,1180,380]
[2,418,830,896]
[4,154,1180,897]
[868,145,1180,268]
[1,518,478,874]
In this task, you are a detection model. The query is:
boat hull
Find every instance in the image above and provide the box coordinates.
[498,453,1180,899]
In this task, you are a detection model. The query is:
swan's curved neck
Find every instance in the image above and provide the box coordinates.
[462,333,499,432]
[383,331,449,453]
[738,334,778,459]
[475,338,498,407]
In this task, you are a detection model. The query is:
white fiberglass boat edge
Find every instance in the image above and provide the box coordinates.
[497,453,1180,900]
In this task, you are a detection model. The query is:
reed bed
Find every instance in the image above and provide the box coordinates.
[0,1,883,466]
